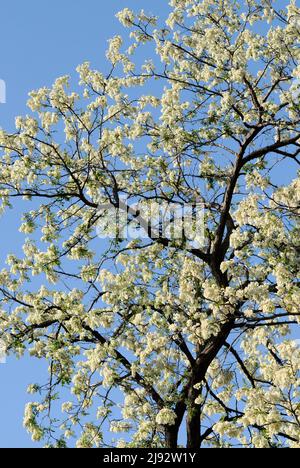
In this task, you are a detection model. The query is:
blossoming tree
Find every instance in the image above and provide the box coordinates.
[0,0,300,448]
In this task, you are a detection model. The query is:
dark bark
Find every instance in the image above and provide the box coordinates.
[183,317,235,448]
[186,395,201,448]
[165,427,179,448]
[164,400,186,448]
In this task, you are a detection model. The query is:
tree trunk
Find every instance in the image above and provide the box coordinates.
[186,404,201,448]
[164,400,186,448]
[186,383,201,448]
[184,318,236,448]
[165,426,179,448]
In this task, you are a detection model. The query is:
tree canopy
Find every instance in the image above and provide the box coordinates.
[0,0,300,448]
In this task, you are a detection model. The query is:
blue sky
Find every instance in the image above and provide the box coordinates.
[0,0,297,448]
[0,0,172,448]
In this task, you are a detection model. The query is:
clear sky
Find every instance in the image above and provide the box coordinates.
[0,0,297,448]
[0,0,171,448]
